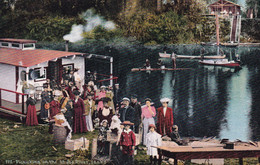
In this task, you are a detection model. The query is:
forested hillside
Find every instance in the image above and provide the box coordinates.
[0,0,258,44]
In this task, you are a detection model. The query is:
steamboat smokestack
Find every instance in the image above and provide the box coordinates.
[65,40,69,52]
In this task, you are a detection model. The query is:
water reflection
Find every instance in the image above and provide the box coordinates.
[220,68,251,141]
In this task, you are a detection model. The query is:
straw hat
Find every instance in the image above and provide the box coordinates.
[121,121,134,125]
[149,124,156,129]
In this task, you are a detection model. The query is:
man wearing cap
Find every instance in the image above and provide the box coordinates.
[119,121,136,165]
[130,94,142,133]
[157,98,173,137]
[119,97,134,124]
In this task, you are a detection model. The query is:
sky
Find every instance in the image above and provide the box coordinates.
[237,0,246,9]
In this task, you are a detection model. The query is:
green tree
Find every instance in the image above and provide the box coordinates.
[246,0,259,18]
[26,16,84,41]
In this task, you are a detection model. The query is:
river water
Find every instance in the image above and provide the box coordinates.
[105,45,260,141]
[44,43,260,141]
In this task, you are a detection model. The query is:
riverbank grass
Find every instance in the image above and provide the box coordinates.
[0,118,259,165]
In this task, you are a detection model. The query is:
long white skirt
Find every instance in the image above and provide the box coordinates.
[86,109,94,132]
[142,117,155,145]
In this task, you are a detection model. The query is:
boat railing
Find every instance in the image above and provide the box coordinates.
[0,88,28,115]
[87,72,118,86]
[97,77,118,85]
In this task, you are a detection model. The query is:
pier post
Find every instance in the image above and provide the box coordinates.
[91,138,97,159]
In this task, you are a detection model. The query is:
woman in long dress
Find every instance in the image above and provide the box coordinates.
[97,86,106,111]
[49,92,61,119]
[142,98,156,145]
[26,91,38,126]
[73,90,87,133]
[83,93,96,132]
[106,85,115,114]
[98,101,113,127]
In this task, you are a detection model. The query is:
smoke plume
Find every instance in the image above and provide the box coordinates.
[63,9,116,43]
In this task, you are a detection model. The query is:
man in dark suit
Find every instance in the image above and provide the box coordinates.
[130,94,142,133]
[119,97,134,124]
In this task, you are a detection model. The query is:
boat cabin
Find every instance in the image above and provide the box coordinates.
[208,0,241,17]
[0,38,85,104]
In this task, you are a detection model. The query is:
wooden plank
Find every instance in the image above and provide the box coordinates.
[155,146,260,161]
[0,107,26,118]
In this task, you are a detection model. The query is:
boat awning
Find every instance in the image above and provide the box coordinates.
[0,47,85,67]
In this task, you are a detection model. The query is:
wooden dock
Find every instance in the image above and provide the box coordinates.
[0,99,41,120]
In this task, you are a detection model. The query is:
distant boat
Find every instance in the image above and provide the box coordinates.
[159,52,226,59]
[199,59,240,67]
[131,68,191,72]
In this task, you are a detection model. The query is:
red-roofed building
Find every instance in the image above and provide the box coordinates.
[209,0,241,17]
[0,38,86,103]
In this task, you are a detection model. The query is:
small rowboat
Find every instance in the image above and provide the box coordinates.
[159,52,226,59]
[199,59,240,67]
[131,68,191,72]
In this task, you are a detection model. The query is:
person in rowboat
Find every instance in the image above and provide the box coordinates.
[143,59,151,69]
[170,53,176,69]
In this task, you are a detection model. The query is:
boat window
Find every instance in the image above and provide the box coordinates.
[11,43,20,48]
[20,71,27,81]
[29,68,46,80]
[23,43,34,49]
[1,42,9,47]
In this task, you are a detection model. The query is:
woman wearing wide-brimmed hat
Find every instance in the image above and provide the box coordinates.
[157,98,173,137]
[73,90,87,133]
[141,98,156,145]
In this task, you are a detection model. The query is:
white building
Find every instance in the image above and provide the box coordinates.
[0,38,85,104]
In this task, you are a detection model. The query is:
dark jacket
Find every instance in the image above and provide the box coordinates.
[119,106,134,123]
[130,102,142,126]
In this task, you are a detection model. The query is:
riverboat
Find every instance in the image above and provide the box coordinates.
[0,38,116,120]
[159,52,226,59]
[199,59,240,67]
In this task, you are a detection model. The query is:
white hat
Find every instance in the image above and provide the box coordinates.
[122,97,130,102]
[101,119,108,124]
[160,98,171,103]
[53,90,62,96]
[100,85,106,89]
[29,90,35,95]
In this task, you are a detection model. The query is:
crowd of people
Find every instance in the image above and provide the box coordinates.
[24,68,182,165]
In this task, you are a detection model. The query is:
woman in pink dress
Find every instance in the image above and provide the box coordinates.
[142,98,156,145]
[97,86,106,111]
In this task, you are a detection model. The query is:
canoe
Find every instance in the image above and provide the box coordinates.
[199,59,240,67]
[159,52,226,59]
[131,68,191,72]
